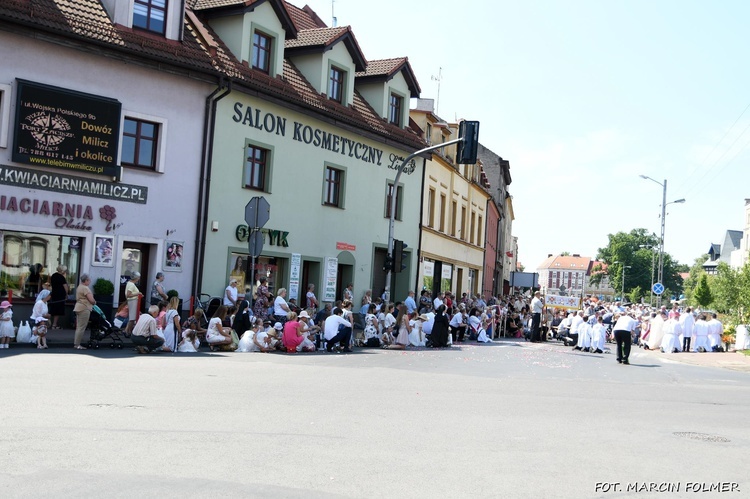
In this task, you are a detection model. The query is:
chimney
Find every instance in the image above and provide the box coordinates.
[415,98,435,112]
[572,254,580,257]
[547,254,552,258]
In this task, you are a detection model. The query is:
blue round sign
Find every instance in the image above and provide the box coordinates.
[652,282,664,295]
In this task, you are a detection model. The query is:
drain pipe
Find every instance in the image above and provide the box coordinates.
[192,79,231,300]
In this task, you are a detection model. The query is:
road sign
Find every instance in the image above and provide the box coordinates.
[248,230,263,258]
[652,282,664,295]
[244,196,270,229]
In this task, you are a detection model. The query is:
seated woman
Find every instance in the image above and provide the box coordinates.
[282,311,312,353]
[182,309,207,340]
[251,323,279,352]
[237,318,264,352]
[113,302,129,329]
[206,306,236,351]
[363,303,380,347]
[297,309,319,352]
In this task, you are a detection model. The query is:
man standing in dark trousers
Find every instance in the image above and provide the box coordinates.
[612,311,638,365]
[530,291,544,342]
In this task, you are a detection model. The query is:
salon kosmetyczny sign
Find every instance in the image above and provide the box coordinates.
[13,80,122,178]
[231,102,417,174]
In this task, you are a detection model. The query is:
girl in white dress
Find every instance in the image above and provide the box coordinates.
[237,319,263,352]
[177,330,200,352]
[408,312,426,347]
[0,301,14,349]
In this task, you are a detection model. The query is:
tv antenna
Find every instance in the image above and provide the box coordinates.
[431,67,443,115]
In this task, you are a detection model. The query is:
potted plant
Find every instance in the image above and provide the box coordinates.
[92,278,115,319]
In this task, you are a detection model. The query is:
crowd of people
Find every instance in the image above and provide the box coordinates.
[0,275,732,362]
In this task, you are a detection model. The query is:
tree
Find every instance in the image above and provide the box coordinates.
[628,286,643,304]
[684,255,708,304]
[594,228,683,297]
[693,274,713,308]
[711,262,750,324]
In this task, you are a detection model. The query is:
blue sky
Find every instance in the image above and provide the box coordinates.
[298,0,750,270]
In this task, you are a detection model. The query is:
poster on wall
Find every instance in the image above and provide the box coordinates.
[289,253,301,303]
[324,257,337,302]
[13,80,122,179]
[91,234,114,267]
[164,241,183,271]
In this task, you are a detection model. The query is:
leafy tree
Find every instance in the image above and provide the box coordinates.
[683,255,708,304]
[560,251,571,256]
[594,228,683,297]
[693,274,713,308]
[628,286,643,304]
[711,262,750,323]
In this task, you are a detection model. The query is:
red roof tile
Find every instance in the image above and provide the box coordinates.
[284,1,326,30]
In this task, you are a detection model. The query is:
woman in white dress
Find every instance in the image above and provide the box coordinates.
[206,306,235,350]
[30,288,52,349]
[237,318,264,352]
[408,312,426,347]
[162,296,181,352]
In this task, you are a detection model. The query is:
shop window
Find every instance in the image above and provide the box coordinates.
[323,166,344,208]
[243,143,270,191]
[328,66,345,103]
[385,182,403,221]
[122,116,161,170]
[133,0,167,35]
[388,92,403,126]
[230,253,284,299]
[0,230,80,301]
[252,31,273,74]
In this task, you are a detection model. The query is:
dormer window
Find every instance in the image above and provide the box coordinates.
[389,93,403,126]
[329,66,345,103]
[133,0,167,35]
[252,31,272,74]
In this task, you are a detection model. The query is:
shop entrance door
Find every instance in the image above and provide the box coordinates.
[119,242,150,313]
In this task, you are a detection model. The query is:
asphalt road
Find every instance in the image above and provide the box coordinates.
[1,340,747,499]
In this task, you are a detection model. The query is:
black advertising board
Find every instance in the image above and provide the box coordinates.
[12,79,122,179]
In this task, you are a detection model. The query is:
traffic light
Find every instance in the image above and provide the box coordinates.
[383,254,394,272]
[456,120,480,164]
[393,239,408,273]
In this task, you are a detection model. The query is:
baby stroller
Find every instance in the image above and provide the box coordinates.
[87,305,125,349]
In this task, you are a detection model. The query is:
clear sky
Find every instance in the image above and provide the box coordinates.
[297,0,750,270]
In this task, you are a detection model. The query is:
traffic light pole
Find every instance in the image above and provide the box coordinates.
[384,137,462,304]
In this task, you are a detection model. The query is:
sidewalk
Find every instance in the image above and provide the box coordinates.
[637,345,750,373]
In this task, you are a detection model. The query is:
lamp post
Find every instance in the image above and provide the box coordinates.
[639,175,686,306]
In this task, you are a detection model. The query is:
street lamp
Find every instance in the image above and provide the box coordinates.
[614,261,631,302]
[638,175,686,306]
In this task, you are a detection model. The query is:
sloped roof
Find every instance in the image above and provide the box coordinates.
[537,255,592,272]
[0,0,225,75]
[285,26,366,71]
[356,57,421,98]
[0,0,425,150]
[190,0,297,39]
[285,1,327,30]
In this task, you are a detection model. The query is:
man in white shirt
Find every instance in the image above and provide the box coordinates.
[679,307,695,353]
[324,307,352,353]
[530,291,544,342]
[404,290,417,315]
[449,307,467,342]
[433,292,444,311]
[612,312,638,364]
[131,305,164,354]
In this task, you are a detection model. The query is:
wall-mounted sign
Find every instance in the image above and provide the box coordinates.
[13,80,122,179]
[0,164,148,204]
[235,224,289,247]
[0,195,106,231]
[336,242,356,251]
[231,102,417,174]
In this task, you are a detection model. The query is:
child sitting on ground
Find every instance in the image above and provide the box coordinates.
[33,317,49,349]
[177,329,199,352]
